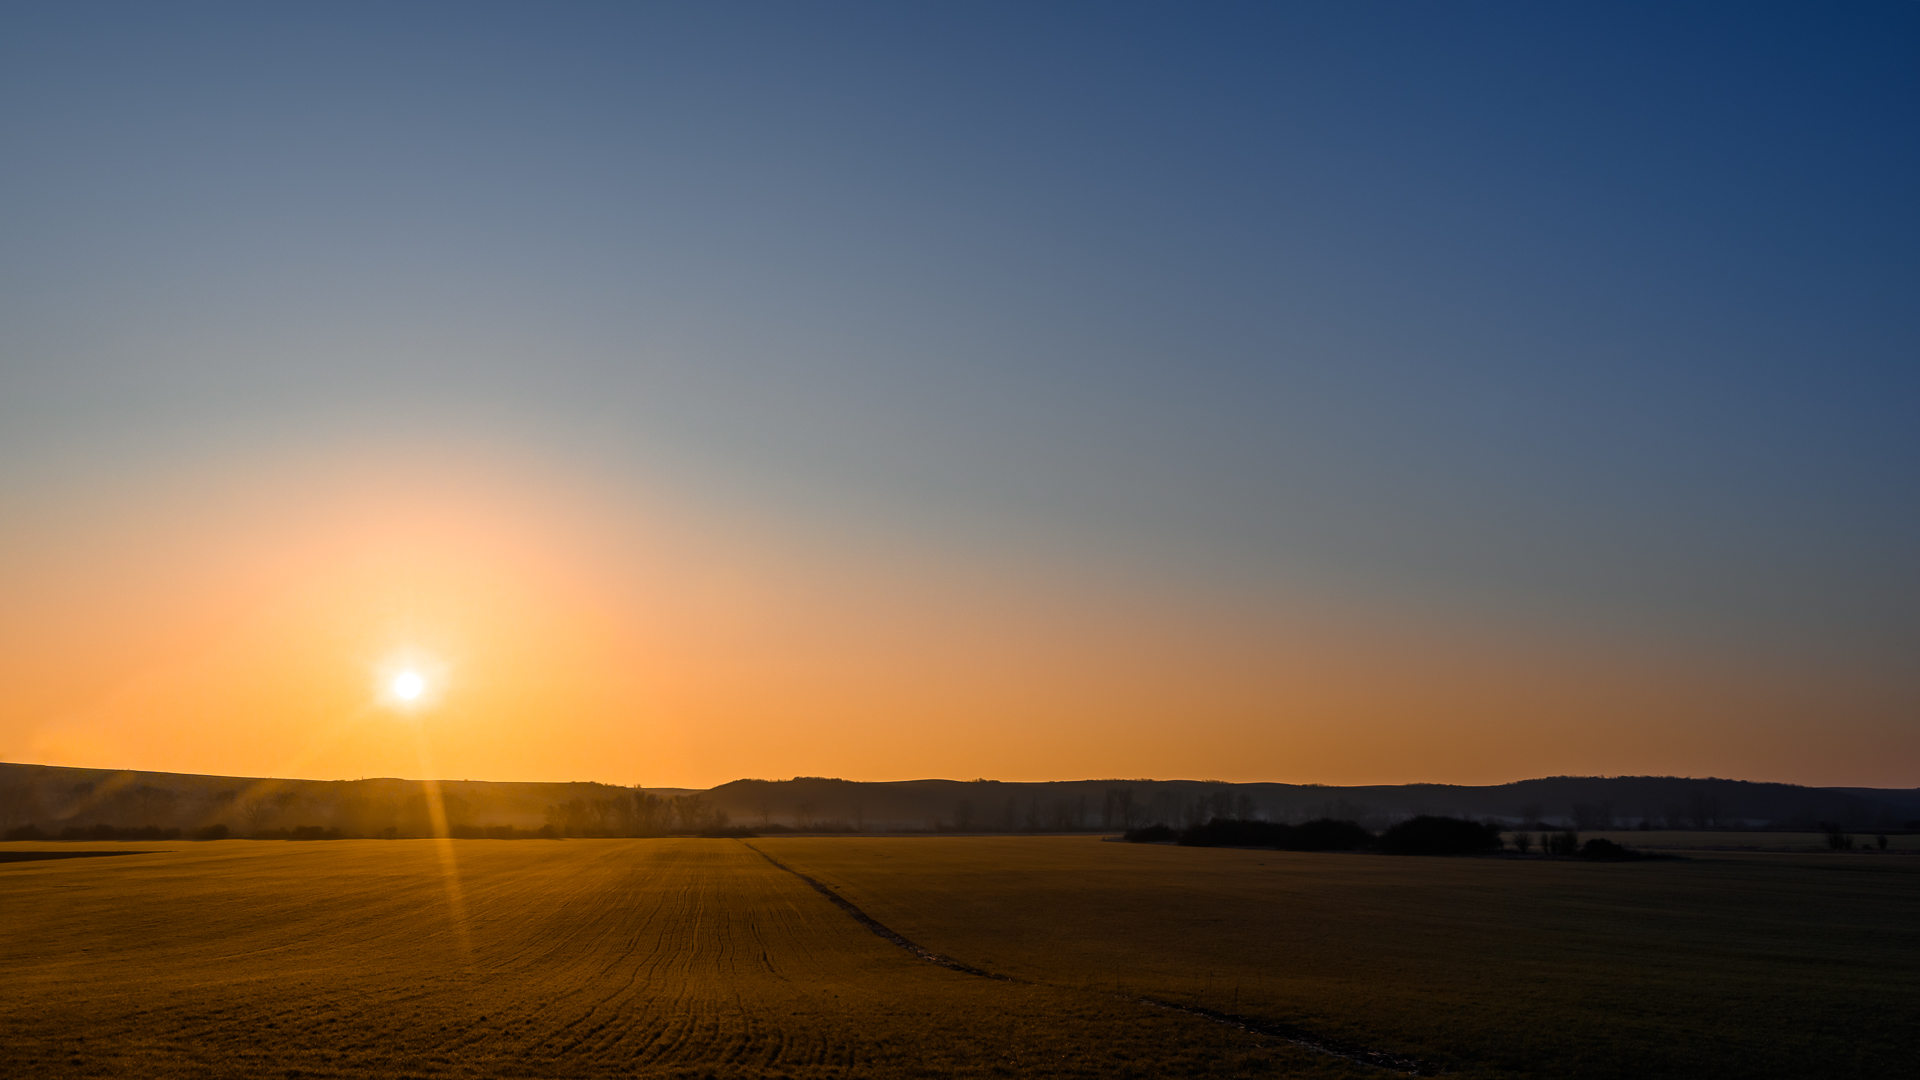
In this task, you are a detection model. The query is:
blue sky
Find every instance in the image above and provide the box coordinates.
[4,2,1916,670]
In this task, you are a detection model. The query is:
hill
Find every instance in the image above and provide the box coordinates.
[704,775,1920,832]
[3,762,1914,837]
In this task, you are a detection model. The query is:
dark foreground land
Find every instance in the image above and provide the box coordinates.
[1,836,1913,1079]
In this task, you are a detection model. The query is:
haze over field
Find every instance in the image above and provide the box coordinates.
[2,3,1916,789]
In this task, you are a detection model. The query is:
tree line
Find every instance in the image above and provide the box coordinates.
[1133,815,1677,859]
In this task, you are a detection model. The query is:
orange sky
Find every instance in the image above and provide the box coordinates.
[1,438,1913,789]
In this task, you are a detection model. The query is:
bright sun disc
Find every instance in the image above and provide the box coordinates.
[392,671,426,701]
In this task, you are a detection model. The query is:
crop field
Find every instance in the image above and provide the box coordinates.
[767,836,1920,1079]
[0,838,1357,1079]
[3,836,1915,1079]
[1573,830,1920,852]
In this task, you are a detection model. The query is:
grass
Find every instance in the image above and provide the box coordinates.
[2,835,1913,1078]
[0,838,1360,1079]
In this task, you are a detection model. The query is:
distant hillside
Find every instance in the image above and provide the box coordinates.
[5,762,1913,837]
[0,762,696,838]
[705,775,1920,832]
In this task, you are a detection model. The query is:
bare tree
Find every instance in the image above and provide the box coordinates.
[1819,822,1854,851]
[129,785,178,827]
[238,797,275,835]
[1689,790,1721,830]
[673,794,711,832]
[632,791,667,834]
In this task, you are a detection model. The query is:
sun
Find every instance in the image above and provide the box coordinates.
[392,671,426,701]
[377,652,447,710]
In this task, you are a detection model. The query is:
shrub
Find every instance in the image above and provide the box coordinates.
[51,824,181,841]
[450,824,551,839]
[1378,816,1503,856]
[699,826,759,838]
[1175,818,1371,851]
[1288,818,1373,851]
[1547,830,1581,856]
[189,824,230,841]
[1577,838,1669,861]
[1178,818,1291,847]
[1125,824,1177,843]
[253,826,345,840]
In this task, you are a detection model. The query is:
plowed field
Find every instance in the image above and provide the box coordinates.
[765,836,1920,1079]
[0,839,1357,1079]
[4,836,1915,1079]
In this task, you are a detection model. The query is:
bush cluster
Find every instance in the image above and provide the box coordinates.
[1377,816,1504,856]
[448,824,560,840]
[1177,817,1375,851]
[1125,815,1664,859]
[1126,817,1374,851]
[251,826,347,841]
[4,824,196,841]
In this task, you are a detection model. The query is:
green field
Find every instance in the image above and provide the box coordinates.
[3,836,1914,1078]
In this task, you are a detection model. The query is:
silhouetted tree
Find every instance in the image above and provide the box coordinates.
[238,797,275,835]
[674,794,712,832]
[1689,790,1721,830]
[1571,801,1615,830]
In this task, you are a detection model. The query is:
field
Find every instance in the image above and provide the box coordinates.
[1574,829,1919,852]
[3,836,1915,1079]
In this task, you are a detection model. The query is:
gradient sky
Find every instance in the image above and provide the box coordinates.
[2,2,1916,788]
